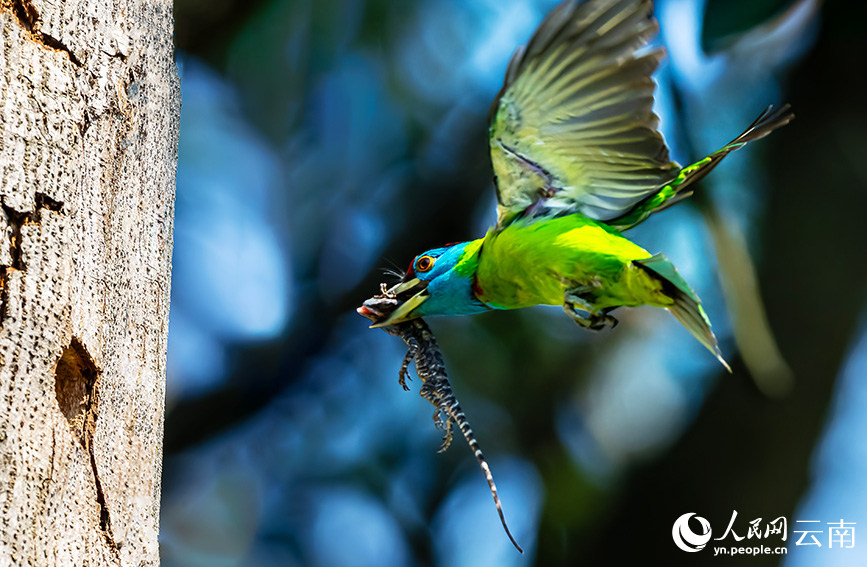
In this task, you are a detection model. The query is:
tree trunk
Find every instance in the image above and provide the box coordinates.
[0,0,178,565]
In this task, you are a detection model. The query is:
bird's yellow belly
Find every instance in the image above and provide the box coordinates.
[474,216,659,310]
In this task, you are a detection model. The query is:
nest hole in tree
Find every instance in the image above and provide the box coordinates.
[54,337,99,448]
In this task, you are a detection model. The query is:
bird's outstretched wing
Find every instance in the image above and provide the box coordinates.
[489,0,679,227]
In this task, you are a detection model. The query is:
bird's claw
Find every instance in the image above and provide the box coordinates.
[587,313,618,330]
[563,303,617,331]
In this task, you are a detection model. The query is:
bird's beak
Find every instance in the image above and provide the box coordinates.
[370,278,429,328]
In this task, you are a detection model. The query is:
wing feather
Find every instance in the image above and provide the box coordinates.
[489,0,679,227]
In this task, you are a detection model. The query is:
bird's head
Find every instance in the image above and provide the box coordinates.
[370,239,488,327]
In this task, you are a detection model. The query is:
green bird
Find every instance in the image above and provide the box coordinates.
[373,0,793,370]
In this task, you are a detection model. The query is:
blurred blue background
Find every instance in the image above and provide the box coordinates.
[160,0,867,565]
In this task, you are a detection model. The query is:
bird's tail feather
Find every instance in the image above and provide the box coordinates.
[612,104,794,231]
[634,254,731,372]
[669,104,794,198]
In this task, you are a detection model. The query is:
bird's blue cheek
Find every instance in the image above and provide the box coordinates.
[416,293,453,317]
[417,278,490,317]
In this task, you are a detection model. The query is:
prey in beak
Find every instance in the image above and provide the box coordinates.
[359,241,486,327]
[366,277,429,328]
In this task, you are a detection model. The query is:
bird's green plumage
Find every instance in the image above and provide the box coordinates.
[475,215,661,310]
[380,0,793,370]
[451,239,484,280]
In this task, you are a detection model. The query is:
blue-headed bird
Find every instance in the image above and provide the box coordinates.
[369,0,793,370]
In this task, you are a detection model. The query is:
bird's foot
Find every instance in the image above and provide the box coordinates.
[588,312,618,330]
[567,309,618,330]
[564,292,618,330]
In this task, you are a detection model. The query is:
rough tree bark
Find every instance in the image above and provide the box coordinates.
[0,0,178,565]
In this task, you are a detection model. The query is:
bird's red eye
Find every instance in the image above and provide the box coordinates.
[415,255,434,273]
